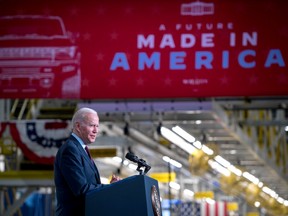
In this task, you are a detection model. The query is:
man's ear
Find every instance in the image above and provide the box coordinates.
[75,122,81,132]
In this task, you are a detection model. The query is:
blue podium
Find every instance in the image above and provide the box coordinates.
[85,175,162,216]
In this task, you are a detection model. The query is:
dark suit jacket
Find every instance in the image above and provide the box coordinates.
[54,135,103,216]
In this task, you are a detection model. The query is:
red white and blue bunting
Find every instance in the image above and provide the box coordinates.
[0,121,71,164]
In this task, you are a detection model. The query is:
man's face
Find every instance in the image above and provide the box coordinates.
[76,112,99,144]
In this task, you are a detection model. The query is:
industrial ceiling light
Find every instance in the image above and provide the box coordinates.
[193,140,202,149]
[214,155,231,168]
[183,189,194,197]
[228,165,242,177]
[160,126,196,154]
[202,145,214,155]
[243,171,259,185]
[169,181,180,190]
[254,201,260,208]
[208,159,230,177]
[172,125,203,150]
[162,156,182,168]
[257,181,264,188]
[172,125,196,143]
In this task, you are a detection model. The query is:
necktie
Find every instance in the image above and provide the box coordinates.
[85,146,94,164]
[85,146,101,183]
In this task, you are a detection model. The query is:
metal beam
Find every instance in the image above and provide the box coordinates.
[212,101,288,197]
[2,187,36,216]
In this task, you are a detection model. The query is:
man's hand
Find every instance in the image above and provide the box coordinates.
[110,174,121,183]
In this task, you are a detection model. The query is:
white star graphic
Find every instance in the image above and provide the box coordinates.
[110,32,118,40]
[124,6,133,15]
[69,8,79,16]
[164,77,172,85]
[249,75,258,84]
[109,78,117,86]
[96,7,106,15]
[96,53,104,61]
[28,124,34,131]
[219,76,229,85]
[82,78,90,87]
[151,5,161,14]
[42,139,47,145]
[136,78,144,86]
[83,33,91,41]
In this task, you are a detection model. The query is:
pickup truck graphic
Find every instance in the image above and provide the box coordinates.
[0,15,81,98]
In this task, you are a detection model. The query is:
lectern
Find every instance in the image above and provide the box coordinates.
[85,175,162,216]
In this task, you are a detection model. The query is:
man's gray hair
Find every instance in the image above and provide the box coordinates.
[71,107,98,129]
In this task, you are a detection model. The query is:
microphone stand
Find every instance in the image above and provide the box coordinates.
[136,159,151,175]
[125,152,151,175]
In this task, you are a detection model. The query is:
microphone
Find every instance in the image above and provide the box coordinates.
[125,152,139,163]
[125,151,151,175]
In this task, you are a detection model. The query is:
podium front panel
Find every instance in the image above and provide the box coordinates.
[85,175,162,216]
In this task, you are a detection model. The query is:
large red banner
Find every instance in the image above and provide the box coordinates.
[0,0,287,99]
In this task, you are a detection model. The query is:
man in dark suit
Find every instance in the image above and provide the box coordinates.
[54,107,120,216]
